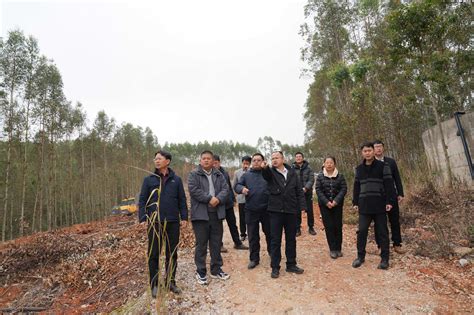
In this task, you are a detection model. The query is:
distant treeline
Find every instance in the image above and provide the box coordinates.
[0,30,306,241]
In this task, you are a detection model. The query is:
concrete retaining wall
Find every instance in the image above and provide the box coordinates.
[422,112,474,188]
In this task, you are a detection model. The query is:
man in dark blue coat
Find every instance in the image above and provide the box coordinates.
[138,150,188,296]
[235,153,271,269]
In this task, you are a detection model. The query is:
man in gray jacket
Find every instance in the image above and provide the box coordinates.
[188,150,230,285]
[233,155,251,241]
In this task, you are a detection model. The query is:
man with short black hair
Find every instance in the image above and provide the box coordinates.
[188,151,230,285]
[233,156,252,241]
[373,140,405,254]
[213,154,248,252]
[138,150,188,296]
[352,142,396,270]
[261,151,306,278]
[235,153,271,269]
[292,152,316,236]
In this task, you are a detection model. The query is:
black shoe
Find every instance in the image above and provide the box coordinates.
[151,286,158,298]
[330,251,338,259]
[271,268,280,278]
[309,227,317,235]
[296,229,301,237]
[234,243,249,250]
[352,257,365,268]
[248,261,259,269]
[337,251,343,257]
[286,265,304,274]
[169,282,182,294]
[240,235,247,242]
[378,260,389,270]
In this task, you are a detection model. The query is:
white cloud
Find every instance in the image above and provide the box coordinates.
[2,0,311,146]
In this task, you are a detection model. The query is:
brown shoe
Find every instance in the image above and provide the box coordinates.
[393,245,406,254]
[221,246,228,253]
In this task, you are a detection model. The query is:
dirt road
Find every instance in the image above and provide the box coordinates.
[137,210,473,314]
[1,208,472,313]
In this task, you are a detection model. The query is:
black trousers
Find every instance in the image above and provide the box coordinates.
[269,212,297,269]
[246,210,271,263]
[224,206,242,246]
[193,212,223,275]
[238,203,247,237]
[320,204,343,251]
[357,213,389,261]
[297,193,315,230]
[375,200,402,246]
[147,220,180,287]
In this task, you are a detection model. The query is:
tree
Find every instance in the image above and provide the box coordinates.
[0,29,29,241]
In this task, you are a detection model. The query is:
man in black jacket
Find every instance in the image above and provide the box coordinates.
[138,150,188,296]
[292,152,316,236]
[235,153,271,269]
[213,155,248,252]
[374,140,405,254]
[261,151,306,278]
[352,142,396,270]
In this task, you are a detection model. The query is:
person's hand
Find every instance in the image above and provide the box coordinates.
[242,187,249,195]
[303,187,308,193]
[180,220,188,228]
[209,197,220,207]
[398,196,404,203]
[301,209,306,213]
[330,201,337,208]
[353,205,359,211]
[326,202,332,209]
[386,204,392,212]
[260,160,268,168]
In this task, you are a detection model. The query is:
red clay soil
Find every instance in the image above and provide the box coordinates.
[0,205,472,313]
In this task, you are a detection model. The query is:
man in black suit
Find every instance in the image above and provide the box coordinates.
[261,151,306,279]
[374,140,405,254]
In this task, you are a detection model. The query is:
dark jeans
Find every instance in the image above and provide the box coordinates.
[193,212,224,275]
[147,220,180,287]
[375,200,402,246]
[297,193,315,230]
[238,203,247,237]
[246,210,271,263]
[320,204,343,251]
[224,206,242,246]
[357,213,389,261]
[269,212,297,269]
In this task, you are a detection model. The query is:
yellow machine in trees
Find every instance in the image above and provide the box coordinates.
[111,197,138,215]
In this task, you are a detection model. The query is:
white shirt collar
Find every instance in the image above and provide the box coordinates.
[276,166,288,180]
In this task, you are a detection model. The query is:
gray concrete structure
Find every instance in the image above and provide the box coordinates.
[422,112,474,188]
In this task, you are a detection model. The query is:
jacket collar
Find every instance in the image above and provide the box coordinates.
[153,167,175,178]
[196,165,218,176]
[323,167,338,178]
[292,160,308,170]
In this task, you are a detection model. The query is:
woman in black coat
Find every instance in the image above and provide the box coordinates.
[316,156,347,259]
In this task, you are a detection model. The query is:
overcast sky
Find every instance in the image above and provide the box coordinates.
[2,0,311,146]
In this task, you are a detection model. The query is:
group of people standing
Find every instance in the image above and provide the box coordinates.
[138,140,404,297]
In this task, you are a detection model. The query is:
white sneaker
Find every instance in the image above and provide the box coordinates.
[210,270,230,280]
[195,272,209,285]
